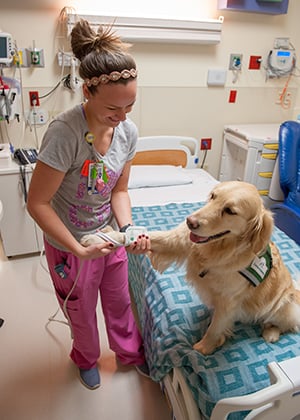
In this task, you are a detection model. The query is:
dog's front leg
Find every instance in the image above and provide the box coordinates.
[193,310,235,355]
[149,223,190,272]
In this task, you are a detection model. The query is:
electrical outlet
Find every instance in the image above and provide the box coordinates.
[200,138,212,150]
[249,55,262,70]
[229,54,242,70]
[29,91,40,107]
[26,108,48,125]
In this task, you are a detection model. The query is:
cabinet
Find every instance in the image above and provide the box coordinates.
[0,160,43,257]
[219,123,281,205]
[218,0,289,15]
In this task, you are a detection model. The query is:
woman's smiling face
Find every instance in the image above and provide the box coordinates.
[84,80,137,128]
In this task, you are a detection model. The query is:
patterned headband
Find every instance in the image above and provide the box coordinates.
[85,68,137,87]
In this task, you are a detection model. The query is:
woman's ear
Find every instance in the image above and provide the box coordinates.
[82,83,90,99]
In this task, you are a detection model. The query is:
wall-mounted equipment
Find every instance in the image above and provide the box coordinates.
[25,40,45,67]
[248,55,262,70]
[229,54,242,70]
[218,0,289,15]
[0,88,19,122]
[0,32,15,65]
[267,49,295,77]
[265,37,296,79]
[207,69,227,86]
[67,13,224,45]
[57,51,80,67]
[229,53,242,83]
[0,77,20,123]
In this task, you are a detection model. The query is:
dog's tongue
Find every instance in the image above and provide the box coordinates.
[190,232,208,243]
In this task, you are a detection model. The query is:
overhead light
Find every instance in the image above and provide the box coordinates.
[67,13,224,44]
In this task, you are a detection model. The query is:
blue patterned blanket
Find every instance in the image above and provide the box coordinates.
[128,202,300,420]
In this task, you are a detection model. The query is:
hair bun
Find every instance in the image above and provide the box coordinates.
[71,19,130,61]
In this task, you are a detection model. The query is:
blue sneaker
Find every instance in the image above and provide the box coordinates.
[79,367,101,390]
[135,362,150,378]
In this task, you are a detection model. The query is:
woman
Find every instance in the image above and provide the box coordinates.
[27,19,150,390]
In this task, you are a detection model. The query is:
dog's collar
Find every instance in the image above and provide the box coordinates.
[238,244,273,287]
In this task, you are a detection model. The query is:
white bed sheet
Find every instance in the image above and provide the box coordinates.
[129,168,218,207]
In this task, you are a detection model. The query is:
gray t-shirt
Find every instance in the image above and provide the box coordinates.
[38,104,138,250]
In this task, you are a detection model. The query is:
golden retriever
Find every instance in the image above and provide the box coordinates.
[81,181,300,355]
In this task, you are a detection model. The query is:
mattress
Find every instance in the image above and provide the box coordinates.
[128,201,300,420]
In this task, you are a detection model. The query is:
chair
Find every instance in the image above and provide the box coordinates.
[270,121,300,245]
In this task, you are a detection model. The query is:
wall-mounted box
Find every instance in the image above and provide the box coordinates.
[218,0,289,15]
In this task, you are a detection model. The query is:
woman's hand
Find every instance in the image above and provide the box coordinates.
[126,234,151,254]
[77,242,117,260]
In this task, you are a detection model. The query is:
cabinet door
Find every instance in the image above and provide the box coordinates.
[0,169,43,257]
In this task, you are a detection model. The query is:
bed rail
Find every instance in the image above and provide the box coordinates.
[162,368,202,420]
[210,355,300,420]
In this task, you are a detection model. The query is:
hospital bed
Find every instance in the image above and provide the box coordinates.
[127,136,300,420]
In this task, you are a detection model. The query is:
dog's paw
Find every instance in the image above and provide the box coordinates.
[262,324,280,343]
[80,234,105,246]
[80,228,125,247]
[193,334,226,355]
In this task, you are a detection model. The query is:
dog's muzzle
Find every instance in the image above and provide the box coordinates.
[186,215,230,244]
[189,230,230,244]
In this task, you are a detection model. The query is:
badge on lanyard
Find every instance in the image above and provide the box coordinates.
[88,161,103,195]
[86,160,109,195]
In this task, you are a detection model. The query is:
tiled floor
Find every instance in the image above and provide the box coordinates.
[0,245,171,420]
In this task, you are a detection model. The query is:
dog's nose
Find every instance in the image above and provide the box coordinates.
[186,216,199,230]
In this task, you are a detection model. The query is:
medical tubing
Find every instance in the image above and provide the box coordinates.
[62,259,84,339]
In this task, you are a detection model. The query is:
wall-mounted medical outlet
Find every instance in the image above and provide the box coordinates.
[25,48,45,67]
[229,53,242,70]
[200,138,212,150]
[13,49,30,67]
[29,91,40,107]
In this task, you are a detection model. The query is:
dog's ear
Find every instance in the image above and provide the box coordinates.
[248,208,274,254]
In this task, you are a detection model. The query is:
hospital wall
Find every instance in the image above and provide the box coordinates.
[0,0,299,178]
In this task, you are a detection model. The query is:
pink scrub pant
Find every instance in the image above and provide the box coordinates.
[44,238,145,369]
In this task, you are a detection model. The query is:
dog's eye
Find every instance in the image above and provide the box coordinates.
[223,207,236,215]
